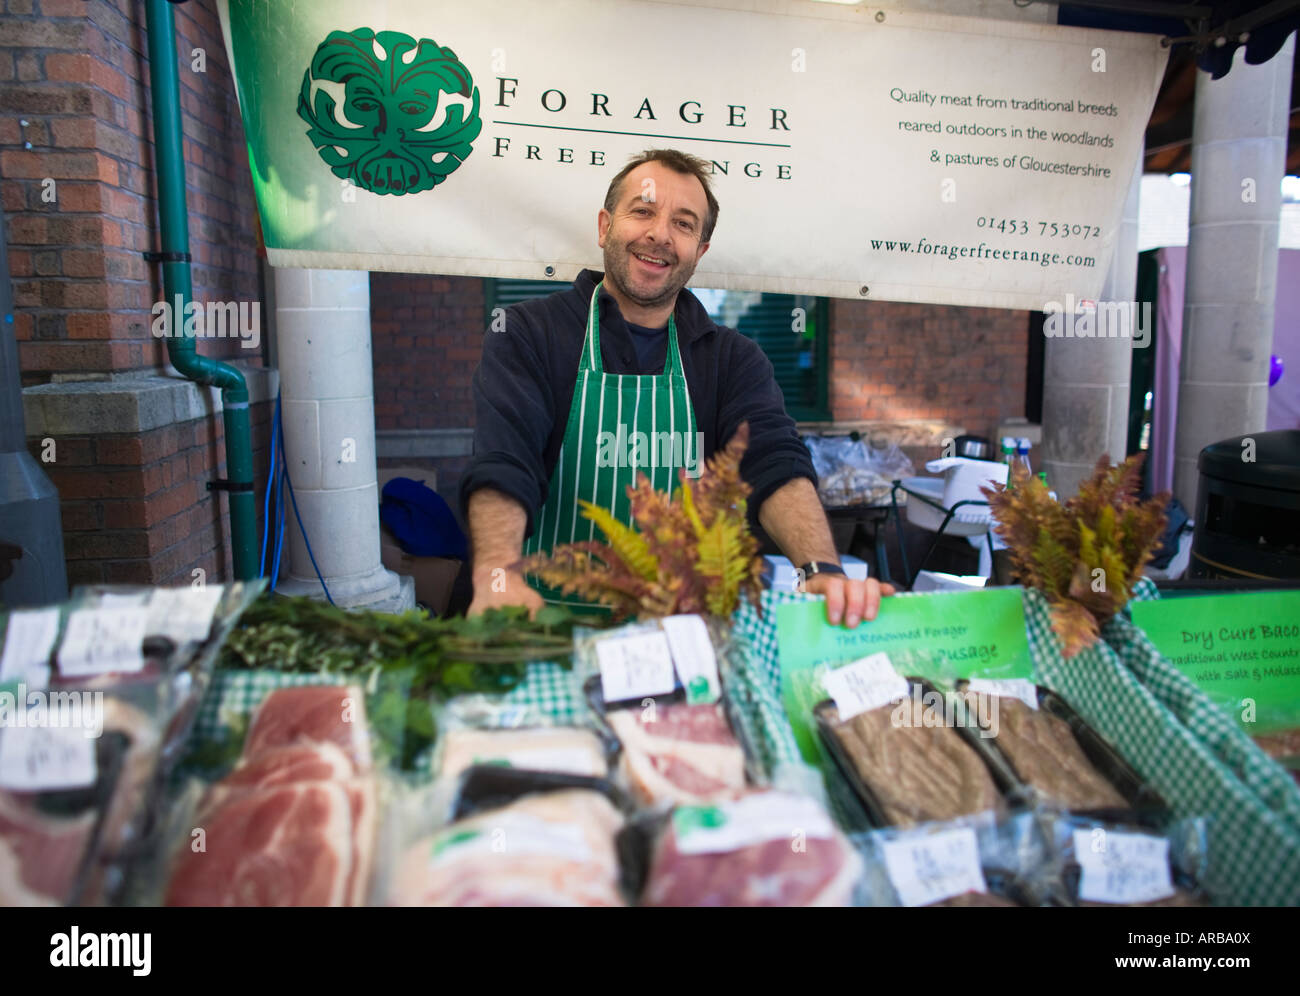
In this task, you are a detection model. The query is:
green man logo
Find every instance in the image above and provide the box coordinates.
[298,27,482,195]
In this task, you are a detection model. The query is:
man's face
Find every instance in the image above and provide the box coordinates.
[597,162,711,315]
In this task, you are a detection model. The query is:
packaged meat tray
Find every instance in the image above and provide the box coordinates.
[0,733,127,906]
[1034,811,1211,907]
[584,675,758,808]
[433,696,611,782]
[853,810,1047,907]
[163,685,380,907]
[957,682,1166,815]
[389,788,627,907]
[813,679,1015,827]
[639,789,861,906]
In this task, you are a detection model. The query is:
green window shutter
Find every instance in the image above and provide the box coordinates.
[485,279,831,422]
[694,288,831,422]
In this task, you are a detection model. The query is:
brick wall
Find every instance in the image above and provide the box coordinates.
[830,298,1029,441]
[29,404,275,586]
[6,0,272,585]
[371,272,484,492]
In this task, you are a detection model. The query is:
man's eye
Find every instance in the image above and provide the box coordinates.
[677,220,694,231]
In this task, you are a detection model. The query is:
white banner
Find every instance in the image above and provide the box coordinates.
[217,0,1167,309]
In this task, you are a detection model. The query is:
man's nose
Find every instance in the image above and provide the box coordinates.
[644,211,671,245]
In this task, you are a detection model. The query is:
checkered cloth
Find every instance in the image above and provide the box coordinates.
[733,581,1300,903]
[1028,578,1300,906]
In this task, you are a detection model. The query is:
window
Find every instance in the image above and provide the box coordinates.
[484,279,832,421]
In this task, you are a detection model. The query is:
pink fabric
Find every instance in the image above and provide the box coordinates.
[1150,247,1300,495]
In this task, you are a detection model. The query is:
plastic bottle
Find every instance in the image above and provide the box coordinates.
[1000,437,1017,489]
[1015,438,1033,479]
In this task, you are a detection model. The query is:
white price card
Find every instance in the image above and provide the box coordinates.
[0,724,97,791]
[673,792,835,855]
[597,630,677,703]
[1074,829,1174,904]
[660,614,719,704]
[0,608,61,683]
[823,653,909,720]
[57,607,148,678]
[147,586,223,643]
[882,826,988,907]
[966,678,1039,710]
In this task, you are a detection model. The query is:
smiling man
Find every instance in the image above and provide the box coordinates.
[460,149,893,625]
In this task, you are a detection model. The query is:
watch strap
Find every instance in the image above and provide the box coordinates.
[799,560,846,578]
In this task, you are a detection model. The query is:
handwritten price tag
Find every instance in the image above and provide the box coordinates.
[57,607,148,678]
[661,614,719,704]
[147,586,223,643]
[882,826,988,907]
[1074,829,1174,904]
[824,653,909,719]
[0,608,61,683]
[0,725,97,791]
[597,630,677,703]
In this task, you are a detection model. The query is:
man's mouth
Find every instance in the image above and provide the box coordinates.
[632,251,671,269]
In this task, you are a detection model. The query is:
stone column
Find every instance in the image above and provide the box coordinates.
[1041,154,1141,499]
[273,268,412,611]
[1173,35,1295,508]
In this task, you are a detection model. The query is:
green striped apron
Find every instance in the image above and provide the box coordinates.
[522,282,699,611]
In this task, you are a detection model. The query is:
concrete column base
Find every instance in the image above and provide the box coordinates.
[275,564,414,613]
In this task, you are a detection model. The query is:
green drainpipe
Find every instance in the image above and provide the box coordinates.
[145,0,257,581]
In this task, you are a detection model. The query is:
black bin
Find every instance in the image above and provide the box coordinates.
[1190,429,1300,580]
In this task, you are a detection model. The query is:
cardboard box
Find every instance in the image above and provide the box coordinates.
[381,527,461,617]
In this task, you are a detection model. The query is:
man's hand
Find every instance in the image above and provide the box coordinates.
[467,568,544,618]
[802,573,895,628]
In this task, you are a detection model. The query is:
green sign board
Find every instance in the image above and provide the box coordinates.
[1131,591,1300,734]
[775,587,1033,763]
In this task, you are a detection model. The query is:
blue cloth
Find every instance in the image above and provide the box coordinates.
[626,320,668,374]
[380,477,467,559]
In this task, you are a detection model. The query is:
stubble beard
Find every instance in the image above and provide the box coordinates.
[602,232,698,315]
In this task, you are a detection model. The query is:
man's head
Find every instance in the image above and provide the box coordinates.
[597,149,718,317]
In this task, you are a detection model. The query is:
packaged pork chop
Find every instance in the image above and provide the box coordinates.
[387,786,628,907]
[160,684,385,906]
[639,788,861,906]
[575,615,763,808]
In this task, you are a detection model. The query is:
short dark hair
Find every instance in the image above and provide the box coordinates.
[604,149,719,243]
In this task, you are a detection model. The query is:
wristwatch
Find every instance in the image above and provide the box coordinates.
[798,560,846,579]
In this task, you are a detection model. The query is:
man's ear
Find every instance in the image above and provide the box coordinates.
[597,208,611,248]
[695,240,710,263]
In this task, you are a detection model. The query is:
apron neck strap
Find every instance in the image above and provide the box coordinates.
[584,280,681,375]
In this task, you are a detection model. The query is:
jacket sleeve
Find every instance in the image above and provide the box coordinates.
[714,332,818,527]
[458,309,557,538]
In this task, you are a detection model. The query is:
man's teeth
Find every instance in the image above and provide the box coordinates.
[635,253,668,266]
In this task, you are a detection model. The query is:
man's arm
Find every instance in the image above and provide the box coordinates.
[757,476,894,627]
[466,487,543,616]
